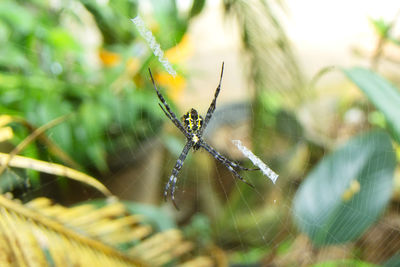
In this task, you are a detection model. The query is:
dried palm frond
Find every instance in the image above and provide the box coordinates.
[0,152,112,196]
[0,115,80,170]
[0,115,13,143]
[0,114,111,196]
[0,112,214,266]
[0,194,214,266]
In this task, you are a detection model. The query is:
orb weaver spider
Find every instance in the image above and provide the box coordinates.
[149,63,258,209]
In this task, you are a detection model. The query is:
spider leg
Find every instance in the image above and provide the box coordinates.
[158,103,172,120]
[199,62,224,135]
[164,141,193,210]
[149,69,191,139]
[232,164,260,171]
[201,141,258,171]
[200,141,255,188]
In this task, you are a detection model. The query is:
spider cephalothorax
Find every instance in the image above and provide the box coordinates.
[149,63,258,210]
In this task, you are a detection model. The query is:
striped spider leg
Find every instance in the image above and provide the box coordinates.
[149,62,258,210]
[163,141,193,210]
[199,141,256,188]
[148,69,191,140]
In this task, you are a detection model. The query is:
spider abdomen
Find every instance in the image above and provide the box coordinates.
[182,108,203,134]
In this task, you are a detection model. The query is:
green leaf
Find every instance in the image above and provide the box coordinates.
[0,45,30,69]
[0,169,26,193]
[30,97,73,151]
[312,259,379,267]
[47,28,80,51]
[80,102,111,139]
[343,67,400,143]
[149,0,186,48]
[384,254,400,267]
[275,109,303,142]
[293,130,395,247]
[86,143,107,171]
[189,0,206,18]
[369,17,390,37]
[0,1,35,33]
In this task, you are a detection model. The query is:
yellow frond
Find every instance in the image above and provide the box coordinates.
[0,126,13,142]
[0,115,13,127]
[0,196,215,266]
[0,153,112,197]
[0,115,14,142]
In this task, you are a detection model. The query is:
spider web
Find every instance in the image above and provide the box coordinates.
[3,1,400,266]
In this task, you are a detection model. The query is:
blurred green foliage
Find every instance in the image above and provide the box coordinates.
[222,3,400,263]
[294,130,395,246]
[312,259,379,267]
[370,17,400,46]
[292,56,400,262]
[0,0,201,173]
[384,254,400,267]
[2,0,400,265]
[344,67,400,143]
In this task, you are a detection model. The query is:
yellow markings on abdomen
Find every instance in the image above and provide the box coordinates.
[197,117,202,130]
[187,112,194,131]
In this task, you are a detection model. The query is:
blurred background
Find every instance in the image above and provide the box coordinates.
[1,0,400,266]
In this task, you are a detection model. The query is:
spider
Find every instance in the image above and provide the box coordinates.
[149,63,258,209]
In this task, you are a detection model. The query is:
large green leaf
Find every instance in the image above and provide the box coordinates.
[312,259,378,267]
[384,254,400,267]
[343,67,400,143]
[189,0,206,18]
[293,130,395,246]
